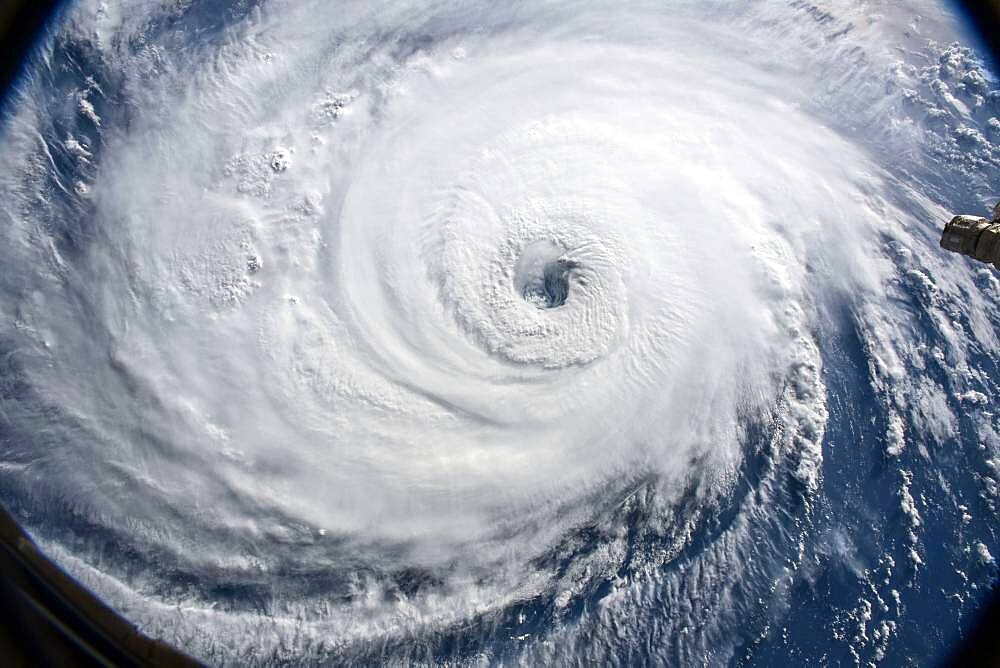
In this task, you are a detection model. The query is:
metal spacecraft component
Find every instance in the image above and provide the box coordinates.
[940,202,1000,269]
[0,504,200,666]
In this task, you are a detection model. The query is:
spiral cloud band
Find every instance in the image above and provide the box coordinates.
[1,0,999,664]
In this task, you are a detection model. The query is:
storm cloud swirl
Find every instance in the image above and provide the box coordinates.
[1,0,999,664]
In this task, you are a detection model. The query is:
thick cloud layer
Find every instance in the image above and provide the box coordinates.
[1,0,998,664]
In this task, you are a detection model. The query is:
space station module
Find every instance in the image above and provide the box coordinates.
[940,203,1000,270]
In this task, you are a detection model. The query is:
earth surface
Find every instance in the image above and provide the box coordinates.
[0,1,999,665]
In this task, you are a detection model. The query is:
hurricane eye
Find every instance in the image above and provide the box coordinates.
[522,257,575,309]
[513,240,577,310]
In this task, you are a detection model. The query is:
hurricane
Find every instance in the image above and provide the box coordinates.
[1,0,998,664]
